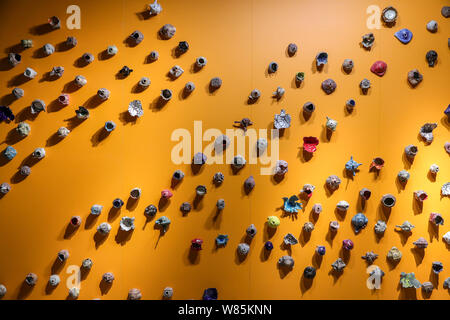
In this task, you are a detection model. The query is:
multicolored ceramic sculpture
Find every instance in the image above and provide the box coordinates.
[282,195,302,213]
[399,272,421,289]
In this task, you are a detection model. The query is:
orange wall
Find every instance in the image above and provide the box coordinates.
[0,0,448,300]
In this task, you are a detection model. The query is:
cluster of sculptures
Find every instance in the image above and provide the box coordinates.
[0,2,450,300]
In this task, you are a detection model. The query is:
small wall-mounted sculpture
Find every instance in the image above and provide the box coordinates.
[395,221,415,232]
[191,238,203,250]
[346,99,356,112]
[278,255,295,268]
[326,175,341,191]
[387,247,402,262]
[75,107,89,119]
[303,222,314,233]
[12,87,24,99]
[345,156,362,176]
[303,137,319,153]
[149,51,159,61]
[303,102,315,115]
[407,69,423,87]
[213,172,225,185]
[248,89,261,102]
[325,116,338,131]
[316,52,328,67]
[382,6,398,25]
[75,75,87,87]
[169,65,184,79]
[282,195,302,213]
[283,233,298,246]
[215,234,229,247]
[360,78,371,93]
[287,43,297,56]
[331,258,346,272]
[16,122,30,137]
[148,0,162,15]
[128,100,143,118]
[112,198,124,208]
[352,213,368,233]
[159,24,176,39]
[361,251,378,264]
[312,203,322,215]
[413,237,428,249]
[31,99,46,114]
[397,170,410,183]
[232,155,246,170]
[374,220,387,235]
[342,59,354,73]
[316,245,326,256]
[129,30,144,45]
[50,66,64,78]
[370,61,387,76]
[268,62,278,73]
[210,77,222,91]
[237,243,250,256]
[381,194,396,208]
[426,50,438,67]
[399,272,420,289]
[97,222,112,235]
[274,160,288,176]
[21,39,33,49]
[321,79,337,94]
[128,288,142,300]
[295,72,304,85]
[300,184,315,199]
[267,216,280,228]
[32,147,46,160]
[429,212,444,226]
[329,221,340,232]
[107,45,118,56]
[68,286,79,298]
[119,217,135,232]
[274,109,291,129]
[161,89,173,101]
[419,123,437,144]
[43,43,55,56]
[361,33,375,49]
[196,56,207,68]
[442,182,450,196]
[414,190,428,202]
[244,176,255,194]
[24,67,37,79]
[155,216,171,233]
[395,28,413,44]
[272,87,285,100]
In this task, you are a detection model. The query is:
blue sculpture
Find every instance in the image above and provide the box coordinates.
[316,245,326,256]
[264,241,274,251]
[345,156,362,176]
[394,28,413,44]
[215,234,229,247]
[282,195,302,213]
[203,288,218,300]
[0,106,15,122]
[3,146,17,160]
[444,105,450,120]
[316,52,328,67]
[351,213,368,233]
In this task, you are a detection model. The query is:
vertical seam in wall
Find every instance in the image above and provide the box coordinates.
[249,0,254,300]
